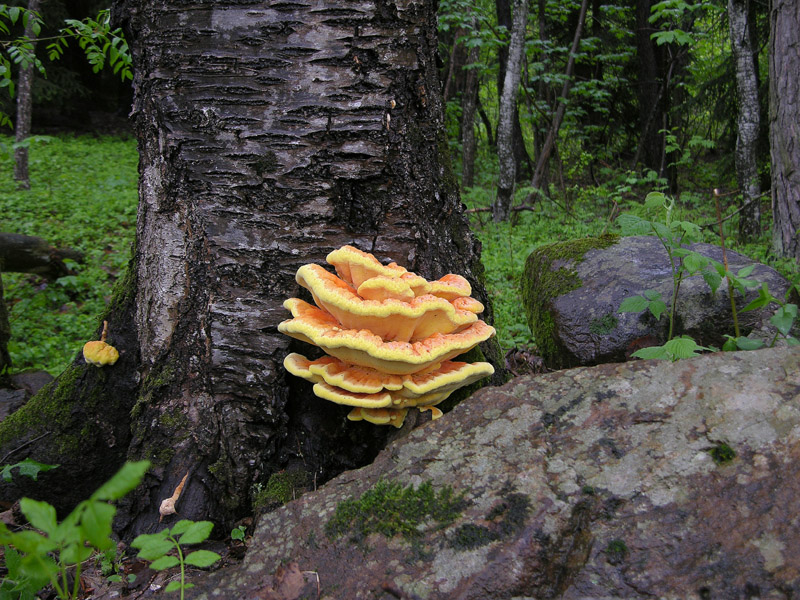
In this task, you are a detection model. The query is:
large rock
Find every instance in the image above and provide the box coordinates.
[522,235,795,369]
[190,346,800,599]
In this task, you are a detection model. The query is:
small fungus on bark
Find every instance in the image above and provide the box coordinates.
[82,320,119,367]
[279,245,495,427]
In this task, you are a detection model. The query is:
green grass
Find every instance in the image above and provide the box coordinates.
[1,135,138,375]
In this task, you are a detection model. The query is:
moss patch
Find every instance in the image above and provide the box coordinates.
[589,313,619,335]
[325,479,465,543]
[709,442,736,465]
[252,469,308,510]
[521,233,619,363]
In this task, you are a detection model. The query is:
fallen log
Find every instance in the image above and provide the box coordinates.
[0,232,85,375]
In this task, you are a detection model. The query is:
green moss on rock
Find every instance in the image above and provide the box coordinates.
[325,479,465,543]
[521,234,619,363]
[252,470,309,510]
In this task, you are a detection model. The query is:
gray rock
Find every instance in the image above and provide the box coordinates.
[189,346,800,600]
[522,235,796,369]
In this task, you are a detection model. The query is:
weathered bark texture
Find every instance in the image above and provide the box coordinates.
[492,0,528,221]
[13,0,40,190]
[769,0,800,260]
[729,0,762,241]
[102,0,500,534]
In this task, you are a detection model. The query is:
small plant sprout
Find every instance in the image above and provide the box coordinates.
[230,524,246,542]
[131,520,221,599]
[617,191,797,359]
[0,460,150,600]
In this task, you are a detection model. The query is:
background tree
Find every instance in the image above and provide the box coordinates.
[769,0,800,260]
[12,0,39,189]
[493,0,528,221]
[0,0,503,535]
[728,0,761,241]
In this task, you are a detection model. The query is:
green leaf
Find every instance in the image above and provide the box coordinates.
[737,265,755,278]
[644,191,666,209]
[91,460,150,501]
[134,538,174,561]
[722,336,738,352]
[149,555,180,571]
[616,214,652,236]
[632,345,670,360]
[663,337,705,360]
[19,498,57,536]
[16,459,57,480]
[178,521,214,545]
[683,252,707,275]
[736,337,765,351]
[80,500,116,550]
[164,581,184,593]
[183,549,221,568]
[771,305,797,336]
[169,520,194,536]
[131,529,169,548]
[741,284,773,312]
[648,300,667,321]
[60,541,93,565]
[619,295,648,313]
[643,289,661,301]
[702,268,723,295]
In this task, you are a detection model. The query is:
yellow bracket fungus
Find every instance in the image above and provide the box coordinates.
[280,245,496,427]
[82,321,120,367]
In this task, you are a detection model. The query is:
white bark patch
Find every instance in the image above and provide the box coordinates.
[136,163,188,365]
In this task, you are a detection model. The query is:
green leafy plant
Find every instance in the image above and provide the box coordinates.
[131,520,221,599]
[0,458,57,482]
[618,191,798,359]
[0,460,150,600]
[230,524,246,542]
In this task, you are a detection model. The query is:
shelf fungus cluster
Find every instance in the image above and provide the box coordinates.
[279,245,495,427]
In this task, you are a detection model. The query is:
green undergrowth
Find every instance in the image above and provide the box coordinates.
[464,184,799,354]
[0,134,138,375]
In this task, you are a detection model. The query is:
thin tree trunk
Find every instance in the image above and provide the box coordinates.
[729,0,762,241]
[633,0,664,172]
[769,0,800,260]
[529,0,589,193]
[492,0,529,221]
[461,19,481,188]
[0,0,504,535]
[13,0,40,190]
[496,0,532,182]
[0,273,10,376]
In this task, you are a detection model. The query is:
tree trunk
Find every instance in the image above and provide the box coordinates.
[529,0,589,193]
[496,0,532,182]
[729,0,762,241]
[0,0,504,535]
[769,0,800,260]
[492,0,529,221]
[0,233,83,279]
[13,0,40,190]
[633,0,665,173]
[461,19,481,189]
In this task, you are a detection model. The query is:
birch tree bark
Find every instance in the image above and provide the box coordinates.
[0,0,503,535]
[13,0,40,190]
[492,0,528,221]
[729,0,761,241]
[769,0,800,260]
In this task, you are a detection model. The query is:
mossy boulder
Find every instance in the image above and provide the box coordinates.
[522,235,795,369]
